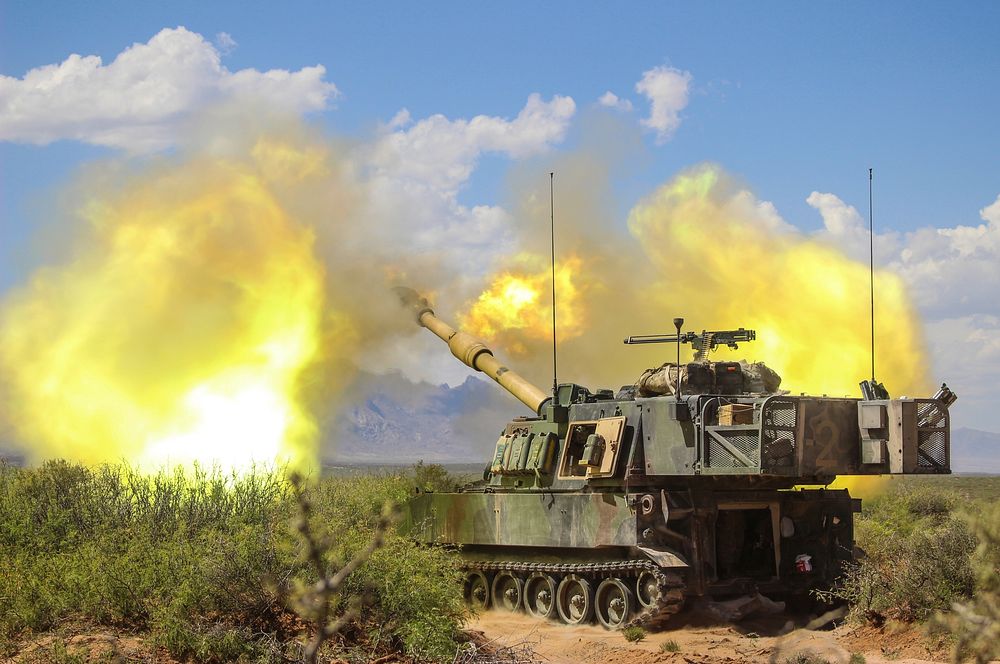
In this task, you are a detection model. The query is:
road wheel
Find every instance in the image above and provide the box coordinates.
[636,570,658,608]
[491,572,524,612]
[464,571,490,610]
[595,577,634,630]
[524,572,558,619]
[556,574,594,625]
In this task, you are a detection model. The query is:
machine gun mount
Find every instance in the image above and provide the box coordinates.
[624,327,757,361]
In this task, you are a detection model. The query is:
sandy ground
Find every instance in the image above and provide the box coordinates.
[467,609,953,664]
[5,612,955,664]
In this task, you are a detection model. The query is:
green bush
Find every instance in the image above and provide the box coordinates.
[295,471,466,660]
[824,487,977,624]
[412,460,461,493]
[0,460,465,662]
[934,502,1000,663]
[621,626,646,642]
[783,656,831,664]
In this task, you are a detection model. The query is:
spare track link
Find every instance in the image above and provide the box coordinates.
[466,559,685,629]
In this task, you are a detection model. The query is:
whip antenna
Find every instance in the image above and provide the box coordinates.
[550,172,558,398]
[868,168,876,383]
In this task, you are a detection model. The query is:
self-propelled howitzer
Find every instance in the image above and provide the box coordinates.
[396,288,956,629]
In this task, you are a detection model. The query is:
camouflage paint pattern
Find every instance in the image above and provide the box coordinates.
[404,491,636,548]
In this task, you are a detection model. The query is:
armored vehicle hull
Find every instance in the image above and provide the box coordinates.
[404,485,856,627]
[395,288,955,629]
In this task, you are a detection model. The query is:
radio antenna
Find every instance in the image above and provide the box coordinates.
[549,172,558,398]
[868,168,876,383]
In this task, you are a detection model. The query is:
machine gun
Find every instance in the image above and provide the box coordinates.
[623,327,756,361]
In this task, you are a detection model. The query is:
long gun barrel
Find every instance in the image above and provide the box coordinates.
[395,287,551,415]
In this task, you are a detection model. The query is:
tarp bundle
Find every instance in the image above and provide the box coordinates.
[635,360,782,397]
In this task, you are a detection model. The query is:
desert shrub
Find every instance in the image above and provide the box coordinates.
[621,626,646,642]
[412,460,461,492]
[35,638,87,664]
[295,470,466,660]
[0,460,465,662]
[152,613,265,663]
[933,502,1000,663]
[783,656,831,664]
[661,639,680,652]
[353,536,466,659]
[824,488,977,624]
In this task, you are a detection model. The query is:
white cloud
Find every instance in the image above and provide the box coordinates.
[214,32,237,56]
[0,27,338,152]
[923,314,1000,431]
[807,191,866,239]
[635,65,692,143]
[891,195,1000,320]
[385,108,412,130]
[598,91,633,112]
[808,191,1000,321]
[346,93,575,345]
[367,93,575,195]
[806,191,902,263]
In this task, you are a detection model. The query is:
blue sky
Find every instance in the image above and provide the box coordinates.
[1,2,999,432]
[4,2,999,244]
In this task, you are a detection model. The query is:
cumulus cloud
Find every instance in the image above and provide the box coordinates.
[806,191,902,263]
[0,27,338,152]
[635,65,692,143]
[214,32,237,55]
[808,190,1000,321]
[891,195,1000,320]
[923,314,1000,430]
[333,95,574,385]
[367,93,575,194]
[598,91,633,112]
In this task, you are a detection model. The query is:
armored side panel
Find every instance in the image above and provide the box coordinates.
[633,394,951,480]
[405,492,637,549]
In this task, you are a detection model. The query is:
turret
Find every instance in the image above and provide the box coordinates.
[395,287,551,415]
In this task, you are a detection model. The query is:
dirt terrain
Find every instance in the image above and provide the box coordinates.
[467,609,952,664]
[4,611,953,664]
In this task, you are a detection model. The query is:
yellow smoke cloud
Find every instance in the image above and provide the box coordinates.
[0,137,338,470]
[828,475,889,499]
[462,164,931,401]
[629,166,929,397]
[459,253,584,355]
[0,122,933,482]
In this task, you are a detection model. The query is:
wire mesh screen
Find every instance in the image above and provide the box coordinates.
[705,429,760,469]
[915,399,949,471]
[761,398,798,471]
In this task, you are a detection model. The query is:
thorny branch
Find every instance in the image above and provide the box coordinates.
[289,472,395,664]
[453,629,543,664]
[452,640,541,664]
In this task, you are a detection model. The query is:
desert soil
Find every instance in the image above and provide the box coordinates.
[4,612,954,664]
[467,609,952,664]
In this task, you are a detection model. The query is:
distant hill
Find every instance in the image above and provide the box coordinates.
[0,433,25,465]
[322,371,514,464]
[951,427,1000,474]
